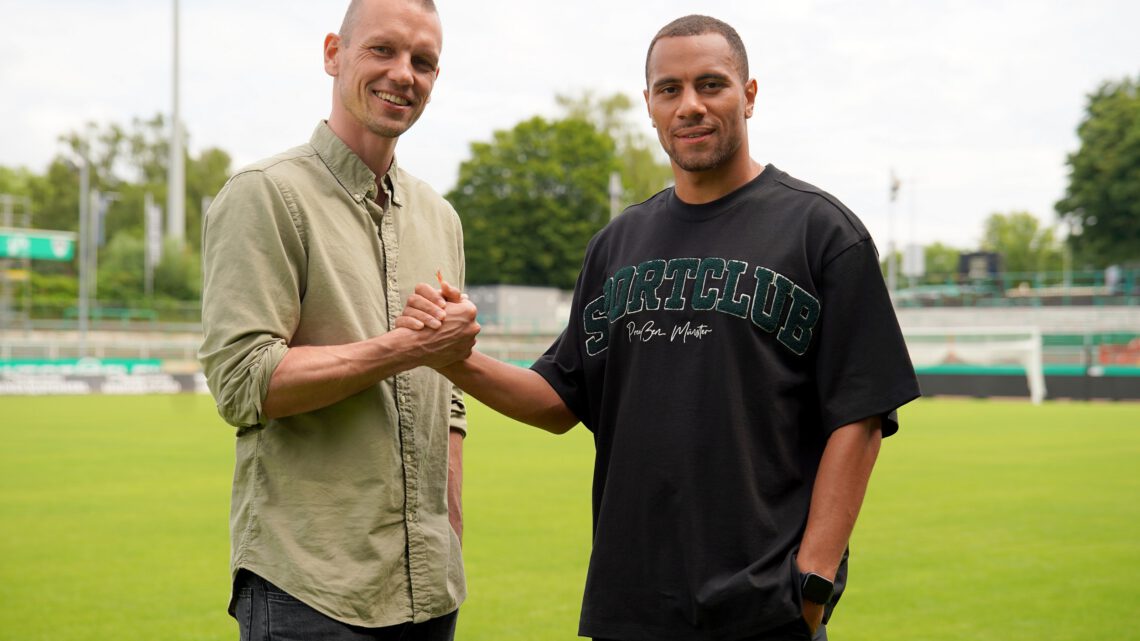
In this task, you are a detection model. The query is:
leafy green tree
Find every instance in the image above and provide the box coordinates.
[187,147,232,245]
[154,238,201,300]
[923,242,964,283]
[1056,76,1140,267]
[28,160,82,239]
[0,166,39,199]
[27,272,78,317]
[448,116,620,288]
[981,211,1063,275]
[56,115,231,252]
[556,91,672,205]
[96,231,146,304]
[878,242,963,284]
[1,115,233,302]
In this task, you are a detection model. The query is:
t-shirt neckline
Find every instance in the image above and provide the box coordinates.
[666,163,780,222]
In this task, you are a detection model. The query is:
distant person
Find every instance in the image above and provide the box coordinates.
[1105,264,1122,295]
[198,0,479,639]
[398,14,920,641]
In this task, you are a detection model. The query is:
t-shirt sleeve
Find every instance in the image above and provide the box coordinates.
[531,327,591,426]
[811,238,920,436]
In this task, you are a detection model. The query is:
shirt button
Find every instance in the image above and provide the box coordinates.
[353,193,363,202]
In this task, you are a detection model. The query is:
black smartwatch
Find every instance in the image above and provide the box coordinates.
[800,572,834,604]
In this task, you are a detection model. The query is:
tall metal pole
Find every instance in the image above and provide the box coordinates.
[167,0,185,247]
[78,135,90,356]
[887,170,900,295]
[0,195,12,330]
[907,175,918,288]
[608,171,622,220]
[90,190,101,308]
[144,192,165,298]
[21,196,31,328]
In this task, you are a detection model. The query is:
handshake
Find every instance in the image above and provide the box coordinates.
[395,278,482,370]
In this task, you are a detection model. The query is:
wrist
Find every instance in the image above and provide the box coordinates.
[795,550,835,582]
[374,328,423,371]
[800,571,835,605]
[439,349,481,378]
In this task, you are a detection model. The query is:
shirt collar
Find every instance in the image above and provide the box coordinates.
[310,121,403,207]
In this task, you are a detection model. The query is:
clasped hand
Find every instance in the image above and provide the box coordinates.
[397,280,480,368]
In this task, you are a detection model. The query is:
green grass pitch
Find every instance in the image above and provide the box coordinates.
[1,395,1137,640]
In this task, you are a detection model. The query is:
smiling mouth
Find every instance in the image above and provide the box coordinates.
[675,128,713,141]
[373,90,411,107]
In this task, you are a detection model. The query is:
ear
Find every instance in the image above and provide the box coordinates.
[744,78,757,119]
[323,33,341,77]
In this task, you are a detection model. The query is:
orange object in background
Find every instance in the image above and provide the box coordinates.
[1099,339,1140,365]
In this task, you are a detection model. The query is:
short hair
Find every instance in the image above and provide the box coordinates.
[339,0,438,44]
[645,15,749,83]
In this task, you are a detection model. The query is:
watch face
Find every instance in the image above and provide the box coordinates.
[802,573,834,604]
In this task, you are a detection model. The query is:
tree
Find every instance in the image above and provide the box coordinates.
[981,211,1063,275]
[1,115,233,302]
[96,231,146,304]
[154,238,201,300]
[57,114,232,252]
[447,116,620,289]
[556,91,673,205]
[878,242,963,285]
[1055,76,1140,267]
[923,242,964,283]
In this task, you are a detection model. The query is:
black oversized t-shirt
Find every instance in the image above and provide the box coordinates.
[531,165,920,641]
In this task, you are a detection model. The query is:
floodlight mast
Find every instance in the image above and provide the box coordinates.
[609,172,622,220]
[167,0,185,248]
[887,169,900,295]
[78,134,90,356]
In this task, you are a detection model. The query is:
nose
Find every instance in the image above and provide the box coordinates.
[388,54,415,87]
[677,86,706,120]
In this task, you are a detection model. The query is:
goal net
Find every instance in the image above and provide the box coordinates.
[902,326,1046,404]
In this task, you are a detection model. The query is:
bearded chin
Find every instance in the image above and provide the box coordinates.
[367,122,407,138]
[674,154,723,172]
[670,138,741,172]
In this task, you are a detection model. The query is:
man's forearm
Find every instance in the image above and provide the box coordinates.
[448,427,463,542]
[262,329,424,419]
[797,417,883,579]
[440,351,578,434]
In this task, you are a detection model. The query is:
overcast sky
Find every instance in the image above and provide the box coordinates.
[1,0,1137,250]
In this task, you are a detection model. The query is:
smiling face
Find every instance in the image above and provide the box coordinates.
[644,33,756,176]
[324,0,441,153]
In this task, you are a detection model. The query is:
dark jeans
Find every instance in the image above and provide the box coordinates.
[233,569,458,641]
[594,618,827,641]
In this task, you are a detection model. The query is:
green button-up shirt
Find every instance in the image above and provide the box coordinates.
[199,122,466,626]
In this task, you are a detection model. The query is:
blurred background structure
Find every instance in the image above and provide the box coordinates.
[1,1,1138,400]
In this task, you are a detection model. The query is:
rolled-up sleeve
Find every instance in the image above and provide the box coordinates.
[199,170,307,428]
[447,208,469,437]
[448,386,467,437]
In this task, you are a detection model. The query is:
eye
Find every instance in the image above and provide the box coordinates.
[371,46,393,56]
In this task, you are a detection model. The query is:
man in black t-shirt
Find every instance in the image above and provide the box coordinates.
[397,14,920,641]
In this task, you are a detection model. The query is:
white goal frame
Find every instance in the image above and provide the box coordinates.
[902,326,1046,404]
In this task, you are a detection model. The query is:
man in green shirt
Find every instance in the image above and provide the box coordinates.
[198,0,479,638]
